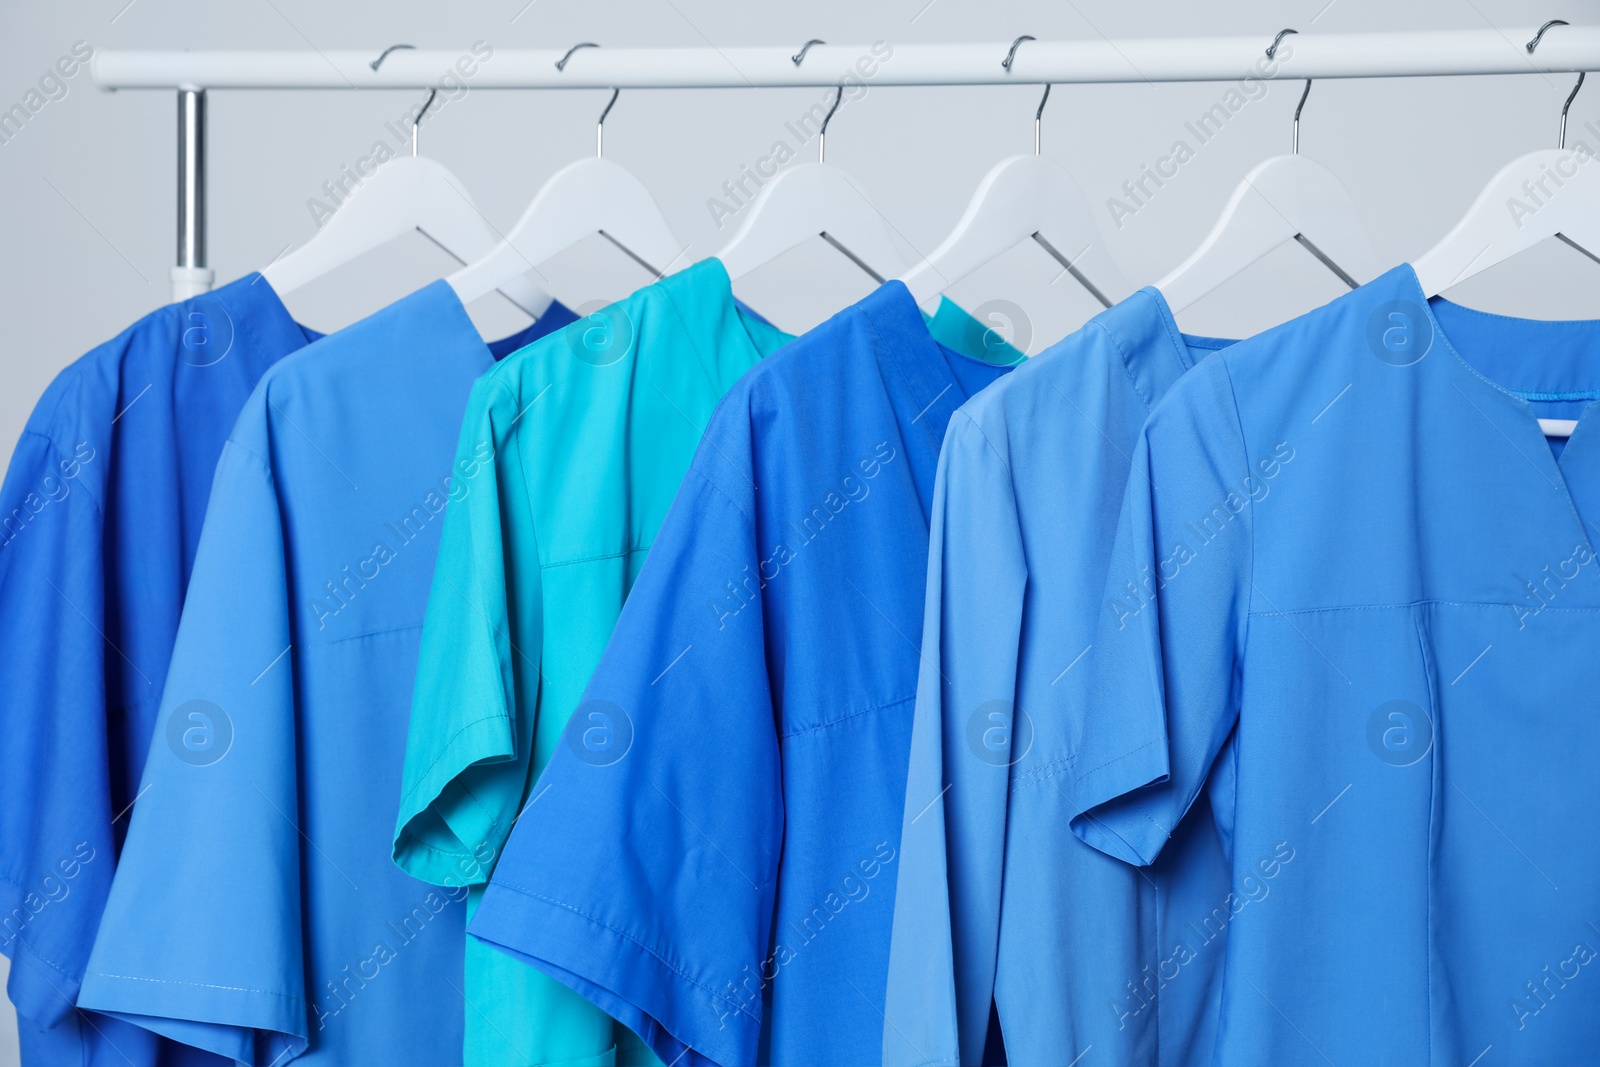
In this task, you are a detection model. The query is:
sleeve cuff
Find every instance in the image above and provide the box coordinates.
[77,969,304,1065]
[1069,739,1173,866]
[392,712,516,886]
[3,928,82,1028]
[469,880,750,1067]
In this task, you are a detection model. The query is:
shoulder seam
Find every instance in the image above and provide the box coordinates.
[1093,317,1157,414]
[687,463,755,528]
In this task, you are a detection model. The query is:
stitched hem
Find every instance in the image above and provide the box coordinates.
[77,967,307,1061]
[471,880,757,1066]
[393,712,515,885]
[1069,737,1171,866]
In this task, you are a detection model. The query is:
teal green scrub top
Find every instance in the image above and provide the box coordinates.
[393,259,793,1067]
[922,296,1026,365]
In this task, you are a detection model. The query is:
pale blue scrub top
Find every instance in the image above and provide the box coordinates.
[77,284,572,1065]
[1077,263,1600,1064]
[885,289,1236,1066]
[467,280,1019,1066]
[0,274,317,1067]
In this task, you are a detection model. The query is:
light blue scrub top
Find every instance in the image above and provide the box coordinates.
[885,289,1236,1066]
[1077,263,1600,1064]
[467,280,1019,1067]
[77,283,572,1065]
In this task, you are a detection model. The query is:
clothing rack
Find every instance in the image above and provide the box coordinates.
[91,28,1600,299]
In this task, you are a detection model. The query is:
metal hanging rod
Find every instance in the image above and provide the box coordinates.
[139,25,1600,303]
[96,29,1600,91]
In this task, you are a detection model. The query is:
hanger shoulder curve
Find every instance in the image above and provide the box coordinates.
[1157,154,1383,313]
[448,157,683,306]
[897,154,1129,308]
[262,156,551,315]
[1413,147,1600,296]
[715,162,906,281]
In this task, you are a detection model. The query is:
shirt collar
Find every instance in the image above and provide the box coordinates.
[209,273,322,357]
[1095,286,1234,410]
[655,258,782,392]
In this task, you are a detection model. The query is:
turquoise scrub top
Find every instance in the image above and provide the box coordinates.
[393,259,793,1067]
[885,288,1236,1067]
[1078,264,1600,1064]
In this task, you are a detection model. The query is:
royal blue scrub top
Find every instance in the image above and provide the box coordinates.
[0,275,317,1067]
[466,280,1019,1066]
[1077,263,1600,1065]
[885,288,1237,1067]
[76,284,572,1065]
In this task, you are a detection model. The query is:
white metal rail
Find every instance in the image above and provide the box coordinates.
[93,31,1600,89]
[88,28,1600,299]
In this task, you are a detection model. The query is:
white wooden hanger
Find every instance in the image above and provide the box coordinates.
[898,38,1130,309]
[262,87,552,318]
[1413,75,1600,294]
[717,45,906,284]
[449,54,684,306]
[1414,24,1600,438]
[1156,32,1383,313]
[898,85,1128,309]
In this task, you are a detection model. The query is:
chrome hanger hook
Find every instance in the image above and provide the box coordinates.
[792,39,825,66]
[556,41,599,72]
[411,88,438,157]
[1527,19,1569,53]
[1265,29,1309,154]
[1560,71,1587,149]
[1002,34,1035,73]
[596,87,620,158]
[1266,28,1297,60]
[1035,83,1052,155]
[1527,19,1584,148]
[371,44,414,72]
[818,84,843,163]
[1292,79,1313,154]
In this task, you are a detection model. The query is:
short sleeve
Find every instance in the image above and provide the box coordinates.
[884,413,1025,1067]
[1070,358,1252,866]
[468,411,781,1067]
[0,431,110,1027]
[392,377,533,887]
[79,439,308,1065]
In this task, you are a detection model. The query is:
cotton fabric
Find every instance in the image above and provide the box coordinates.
[466,280,1019,1066]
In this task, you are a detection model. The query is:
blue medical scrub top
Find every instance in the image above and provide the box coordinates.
[467,280,1019,1066]
[0,275,317,1067]
[394,259,791,1067]
[885,289,1237,1067]
[1077,263,1600,1065]
[76,283,573,1066]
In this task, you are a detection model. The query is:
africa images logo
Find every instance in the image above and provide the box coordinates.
[562,699,634,767]
[1366,299,1434,367]
[165,699,234,767]
[1366,699,1433,767]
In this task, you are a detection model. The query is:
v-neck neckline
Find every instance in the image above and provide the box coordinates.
[1402,264,1600,556]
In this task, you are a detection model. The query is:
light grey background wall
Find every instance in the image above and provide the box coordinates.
[0,0,1593,1062]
